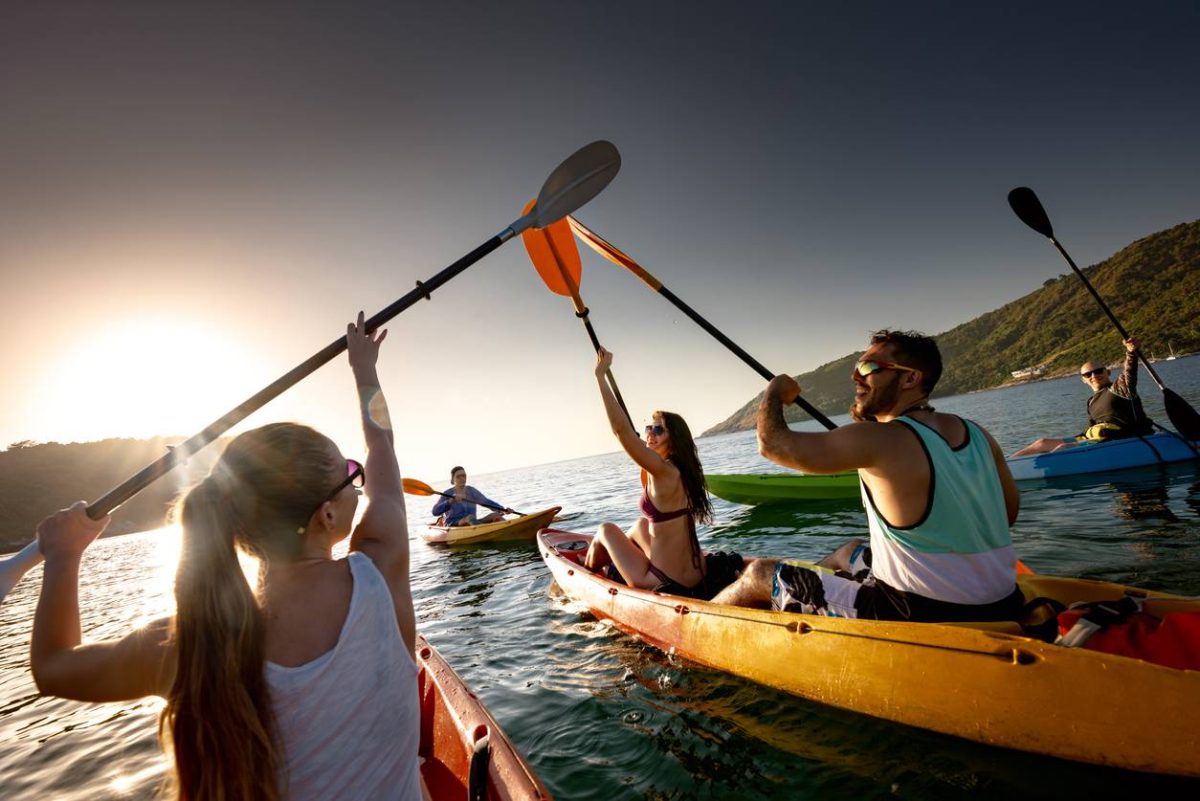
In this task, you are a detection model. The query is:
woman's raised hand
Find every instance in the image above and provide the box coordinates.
[347,310,387,373]
[594,347,614,378]
[36,502,110,563]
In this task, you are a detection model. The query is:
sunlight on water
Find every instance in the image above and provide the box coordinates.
[109,761,168,795]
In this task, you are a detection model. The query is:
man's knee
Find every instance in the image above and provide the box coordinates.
[746,558,778,586]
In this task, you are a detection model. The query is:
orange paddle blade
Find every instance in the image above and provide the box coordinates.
[521,198,581,297]
[567,216,662,291]
[1016,559,1035,576]
[402,477,438,496]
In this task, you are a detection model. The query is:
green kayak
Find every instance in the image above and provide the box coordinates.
[705,472,860,504]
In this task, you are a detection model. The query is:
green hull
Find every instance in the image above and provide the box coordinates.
[705,472,860,504]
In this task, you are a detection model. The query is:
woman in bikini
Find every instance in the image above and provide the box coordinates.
[583,348,713,598]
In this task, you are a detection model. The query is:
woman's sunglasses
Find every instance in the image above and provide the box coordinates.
[1080,367,1108,379]
[322,459,365,503]
[299,459,364,534]
[644,424,666,436]
[853,360,917,378]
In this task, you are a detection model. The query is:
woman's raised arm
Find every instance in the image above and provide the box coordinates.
[344,312,415,652]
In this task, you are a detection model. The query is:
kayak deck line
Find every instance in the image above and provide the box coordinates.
[555,558,1043,662]
[538,527,1200,777]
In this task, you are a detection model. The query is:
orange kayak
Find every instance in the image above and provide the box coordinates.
[417,635,551,799]
[537,528,1200,777]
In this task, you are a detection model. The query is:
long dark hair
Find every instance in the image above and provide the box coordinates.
[162,422,342,800]
[656,410,712,525]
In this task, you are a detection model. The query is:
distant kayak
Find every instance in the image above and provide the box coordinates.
[706,472,859,505]
[421,506,562,545]
[538,528,1200,777]
[1007,432,1199,480]
[707,433,1200,506]
[417,635,550,799]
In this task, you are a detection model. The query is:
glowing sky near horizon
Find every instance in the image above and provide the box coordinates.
[2,1,1198,481]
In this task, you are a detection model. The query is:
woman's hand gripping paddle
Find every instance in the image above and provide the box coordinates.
[566,216,838,431]
[401,478,521,516]
[1008,187,1200,441]
[521,205,633,426]
[82,141,621,521]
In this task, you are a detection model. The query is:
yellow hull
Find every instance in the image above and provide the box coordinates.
[422,506,561,545]
[538,528,1200,777]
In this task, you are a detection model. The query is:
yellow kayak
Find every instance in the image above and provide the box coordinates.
[537,528,1200,777]
[422,506,561,546]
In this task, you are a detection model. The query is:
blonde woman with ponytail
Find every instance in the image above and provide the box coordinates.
[31,312,421,800]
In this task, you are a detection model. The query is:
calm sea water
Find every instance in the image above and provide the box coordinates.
[3,356,1199,799]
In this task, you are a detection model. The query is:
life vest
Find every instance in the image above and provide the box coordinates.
[1086,387,1152,437]
[1056,594,1200,671]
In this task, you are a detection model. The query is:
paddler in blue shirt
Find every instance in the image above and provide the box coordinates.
[432,465,513,526]
[1011,337,1152,456]
[712,329,1024,622]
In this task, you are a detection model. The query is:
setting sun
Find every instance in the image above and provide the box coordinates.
[28,314,272,444]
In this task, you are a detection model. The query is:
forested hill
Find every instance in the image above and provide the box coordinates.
[704,218,1200,435]
[0,437,224,552]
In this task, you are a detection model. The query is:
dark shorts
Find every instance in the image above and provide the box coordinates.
[772,550,1024,623]
[604,550,744,602]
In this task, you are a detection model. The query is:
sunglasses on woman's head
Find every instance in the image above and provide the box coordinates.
[644,424,666,436]
[1081,367,1108,379]
[853,360,917,378]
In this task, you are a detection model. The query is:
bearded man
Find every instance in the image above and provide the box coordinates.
[711,330,1023,622]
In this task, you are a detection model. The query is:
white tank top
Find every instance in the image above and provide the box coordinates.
[266,551,420,800]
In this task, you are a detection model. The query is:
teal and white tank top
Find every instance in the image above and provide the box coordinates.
[860,416,1016,605]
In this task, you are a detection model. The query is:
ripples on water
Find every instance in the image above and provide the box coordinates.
[2,357,1199,798]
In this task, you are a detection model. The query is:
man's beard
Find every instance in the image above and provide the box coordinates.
[850,379,901,422]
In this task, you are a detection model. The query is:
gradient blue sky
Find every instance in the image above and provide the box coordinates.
[2,1,1197,479]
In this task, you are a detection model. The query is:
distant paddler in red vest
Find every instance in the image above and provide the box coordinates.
[1012,337,1153,456]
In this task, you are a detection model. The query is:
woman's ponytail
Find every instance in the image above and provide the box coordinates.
[162,473,281,801]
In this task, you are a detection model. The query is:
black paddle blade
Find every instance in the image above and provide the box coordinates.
[1163,388,1200,441]
[1008,187,1055,238]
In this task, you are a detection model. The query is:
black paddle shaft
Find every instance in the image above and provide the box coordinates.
[657,286,838,430]
[1046,239,1169,388]
[575,309,633,427]
[85,232,512,519]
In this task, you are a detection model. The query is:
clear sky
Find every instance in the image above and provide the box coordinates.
[2,1,1198,481]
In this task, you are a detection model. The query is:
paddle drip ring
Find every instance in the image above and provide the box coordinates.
[575,307,589,319]
[415,280,432,301]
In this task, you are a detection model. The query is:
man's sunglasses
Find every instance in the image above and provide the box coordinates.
[853,360,917,378]
[644,424,666,436]
[1080,367,1108,379]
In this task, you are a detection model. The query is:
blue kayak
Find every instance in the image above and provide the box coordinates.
[1007,432,1199,481]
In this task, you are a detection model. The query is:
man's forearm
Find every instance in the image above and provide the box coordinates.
[757,391,791,455]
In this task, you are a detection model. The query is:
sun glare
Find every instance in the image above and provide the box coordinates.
[33,314,269,444]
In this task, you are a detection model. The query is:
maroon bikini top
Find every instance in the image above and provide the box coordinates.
[638,470,691,523]
[639,490,691,523]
